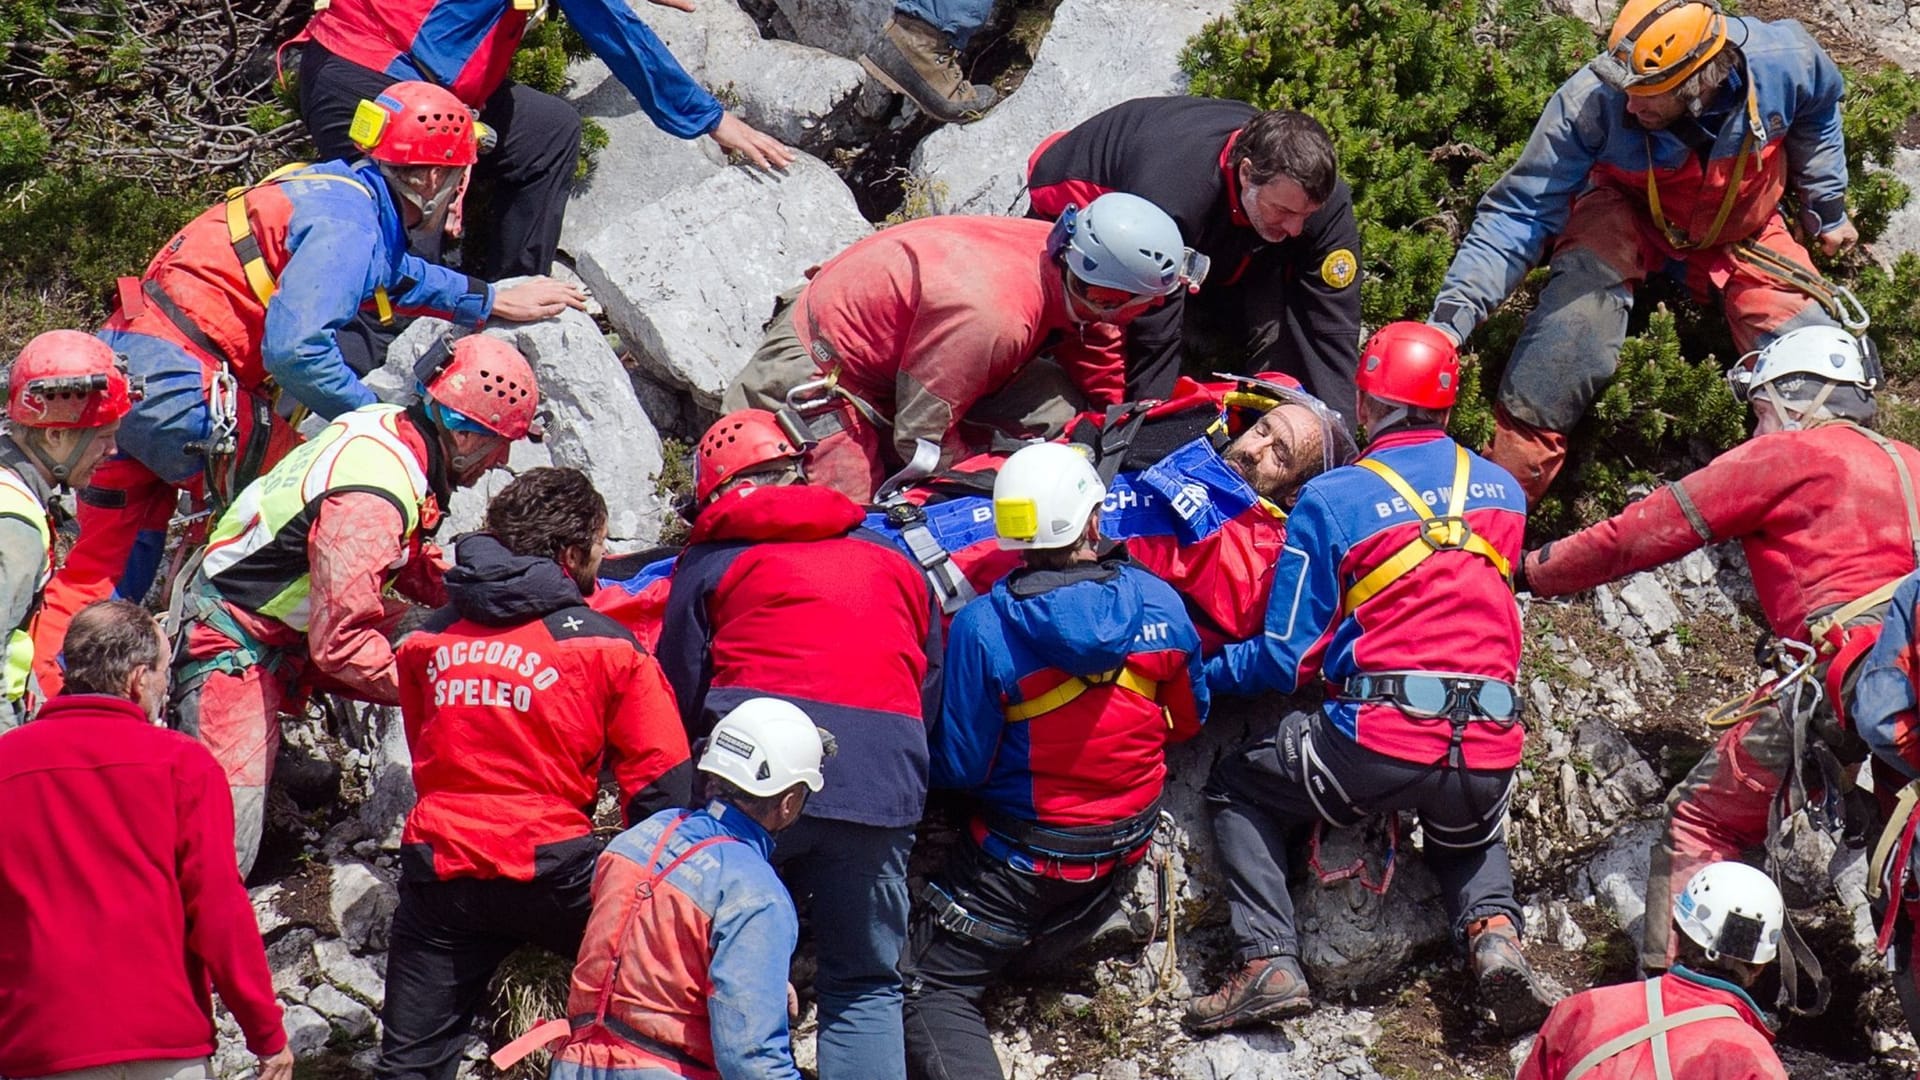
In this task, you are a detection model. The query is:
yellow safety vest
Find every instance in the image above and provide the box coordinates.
[200,404,430,632]
[0,464,52,704]
[1342,445,1513,612]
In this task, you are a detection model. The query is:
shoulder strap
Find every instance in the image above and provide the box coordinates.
[1345,446,1511,611]
[1845,424,1920,567]
[1003,666,1160,723]
[1564,979,1743,1080]
[225,163,391,321]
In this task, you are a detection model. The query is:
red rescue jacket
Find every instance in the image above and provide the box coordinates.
[1517,968,1785,1080]
[398,533,691,881]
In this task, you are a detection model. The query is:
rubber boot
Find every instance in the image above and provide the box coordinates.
[1485,406,1568,506]
[858,13,1000,124]
[1467,914,1551,1035]
[1183,955,1314,1033]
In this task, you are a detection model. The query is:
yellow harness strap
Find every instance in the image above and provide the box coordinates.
[224,162,392,322]
[1004,667,1160,723]
[1344,446,1511,611]
[1644,79,1764,252]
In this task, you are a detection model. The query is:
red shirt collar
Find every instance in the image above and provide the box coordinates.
[36,694,153,725]
[1219,128,1252,229]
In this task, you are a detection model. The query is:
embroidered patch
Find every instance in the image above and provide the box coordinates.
[1320,248,1358,289]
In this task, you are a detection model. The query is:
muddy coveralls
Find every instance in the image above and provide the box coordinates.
[1525,420,1920,981]
[1428,17,1851,502]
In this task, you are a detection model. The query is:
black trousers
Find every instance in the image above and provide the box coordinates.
[297,43,583,281]
[901,840,1122,1080]
[373,845,598,1080]
[1205,708,1522,964]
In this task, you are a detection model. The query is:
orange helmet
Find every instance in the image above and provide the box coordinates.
[8,330,140,429]
[349,81,484,167]
[1601,0,1728,97]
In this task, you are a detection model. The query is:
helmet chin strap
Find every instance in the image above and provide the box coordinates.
[21,428,98,488]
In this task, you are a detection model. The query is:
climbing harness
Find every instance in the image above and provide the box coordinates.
[1137,810,1184,1007]
[1344,446,1512,611]
[1563,977,1743,1080]
[1003,666,1163,724]
[1731,238,1872,334]
[1643,75,1764,253]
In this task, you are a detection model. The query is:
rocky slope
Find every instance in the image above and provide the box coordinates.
[205,0,1920,1075]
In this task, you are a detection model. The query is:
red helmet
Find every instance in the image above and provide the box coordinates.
[1355,322,1460,409]
[424,336,541,440]
[8,330,139,429]
[350,81,482,167]
[696,409,802,503]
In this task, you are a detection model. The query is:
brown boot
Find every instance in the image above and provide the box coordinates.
[1183,955,1313,1033]
[858,13,1000,124]
[1468,915,1551,1036]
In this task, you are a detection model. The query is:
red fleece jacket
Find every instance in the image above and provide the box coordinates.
[0,695,286,1074]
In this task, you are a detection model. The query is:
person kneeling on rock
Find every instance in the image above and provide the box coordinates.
[1190,322,1551,1037]
[902,441,1207,1080]
[1518,862,1789,1080]
[723,192,1204,503]
[534,698,831,1080]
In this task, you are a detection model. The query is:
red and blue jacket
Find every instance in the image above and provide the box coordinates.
[657,484,941,830]
[1818,569,1920,780]
[102,160,491,483]
[395,533,692,883]
[935,556,1206,875]
[298,0,723,137]
[1429,18,1848,344]
[1206,430,1527,769]
[553,803,801,1080]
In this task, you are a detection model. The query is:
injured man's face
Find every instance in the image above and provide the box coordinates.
[1222,403,1331,504]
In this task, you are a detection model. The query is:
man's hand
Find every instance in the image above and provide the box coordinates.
[1818,219,1860,258]
[491,278,589,322]
[649,0,696,8]
[710,113,796,172]
[257,1047,295,1080]
[787,981,800,1022]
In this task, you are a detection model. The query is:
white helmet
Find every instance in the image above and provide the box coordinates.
[1050,192,1208,298]
[698,697,829,797]
[1727,325,1878,427]
[993,442,1105,551]
[1674,861,1784,965]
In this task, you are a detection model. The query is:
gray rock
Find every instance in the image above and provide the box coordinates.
[315,937,388,1009]
[328,860,398,953]
[251,882,289,938]
[360,704,414,852]
[1576,818,1664,941]
[1617,573,1682,639]
[562,61,729,258]
[1169,1029,1317,1080]
[645,0,888,150]
[377,306,670,545]
[1294,823,1451,993]
[307,983,377,1039]
[1877,148,1920,271]
[283,1003,333,1058]
[1772,814,1840,909]
[267,927,320,996]
[909,0,1238,215]
[574,154,871,410]
[769,0,894,57]
[1572,715,1665,810]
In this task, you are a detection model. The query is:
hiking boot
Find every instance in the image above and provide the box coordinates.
[1468,915,1552,1036]
[858,13,1000,124]
[1183,955,1314,1033]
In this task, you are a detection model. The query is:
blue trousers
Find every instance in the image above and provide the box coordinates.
[774,815,915,1080]
[894,0,995,47]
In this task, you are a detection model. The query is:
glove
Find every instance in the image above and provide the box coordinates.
[1512,550,1533,596]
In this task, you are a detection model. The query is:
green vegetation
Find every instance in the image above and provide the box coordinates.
[1184,0,1920,532]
